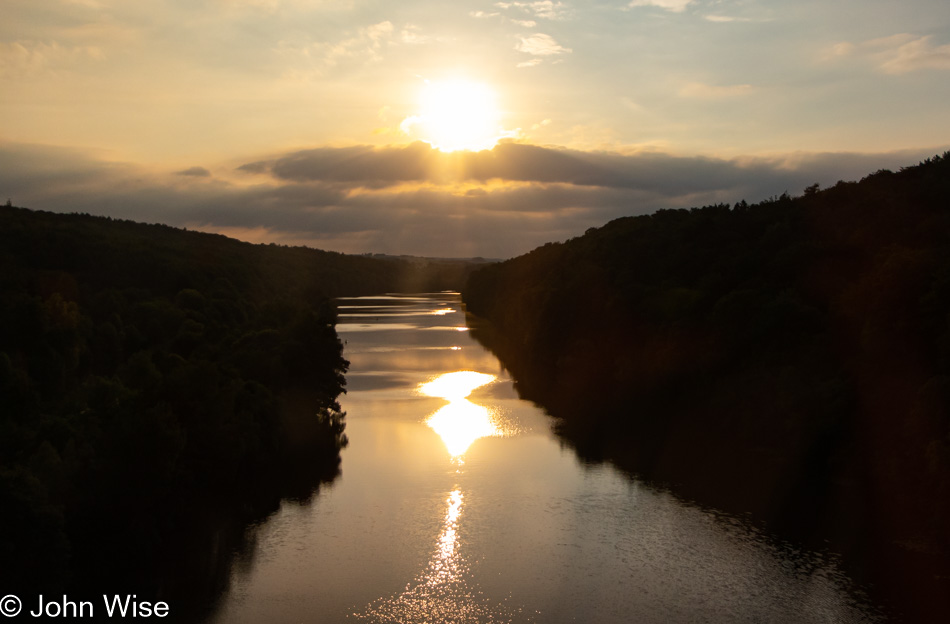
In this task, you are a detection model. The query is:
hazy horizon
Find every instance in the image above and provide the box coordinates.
[4,0,950,258]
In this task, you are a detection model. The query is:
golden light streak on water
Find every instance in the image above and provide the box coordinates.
[433,490,463,583]
[351,488,531,623]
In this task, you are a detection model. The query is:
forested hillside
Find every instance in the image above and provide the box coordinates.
[0,206,433,616]
[463,154,950,621]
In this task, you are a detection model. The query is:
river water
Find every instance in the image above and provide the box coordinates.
[207,292,879,623]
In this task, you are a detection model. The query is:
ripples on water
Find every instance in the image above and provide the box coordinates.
[206,292,881,624]
[353,488,535,624]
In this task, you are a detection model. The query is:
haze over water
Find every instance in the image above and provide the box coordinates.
[207,292,879,623]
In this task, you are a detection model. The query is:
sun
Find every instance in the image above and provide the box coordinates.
[404,79,503,152]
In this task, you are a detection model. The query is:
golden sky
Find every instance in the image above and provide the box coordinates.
[3,0,950,257]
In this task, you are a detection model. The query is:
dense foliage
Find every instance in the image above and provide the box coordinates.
[464,154,950,620]
[0,207,421,606]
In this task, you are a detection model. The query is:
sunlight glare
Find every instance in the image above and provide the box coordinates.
[405,79,503,152]
[420,371,502,457]
[436,489,463,576]
[427,402,499,457]
[420,370,495,401]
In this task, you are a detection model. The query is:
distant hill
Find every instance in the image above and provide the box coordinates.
[356,252,498,292]
[0,206,442,615]
[463,153,950,621]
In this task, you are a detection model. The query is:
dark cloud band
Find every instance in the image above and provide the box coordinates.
[2,140,945,258]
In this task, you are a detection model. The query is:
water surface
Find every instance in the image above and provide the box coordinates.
[207,292,878,623]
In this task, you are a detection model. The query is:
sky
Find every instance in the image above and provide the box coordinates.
[3,0,950,258]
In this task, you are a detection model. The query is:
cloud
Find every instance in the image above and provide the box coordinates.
[679,82,754,98]
[219,0,281,10]
[240,142,950,211]
[175,166,212,177]
[628,0,694,13]
[236,141,778,196]
[219,0,354,12]
[399,25,430,44]
[495,2,571,21]
[704,15,757,23]
[364,21,395,42]
[4,141,947,259]
[275,20,396,77]
[0,40,103,78]
[62,0,106,7]
[829,34,950,74]
[876,35,950,74]
[241,143,432,187]
[516,33,572,56]
[823,42,855,60]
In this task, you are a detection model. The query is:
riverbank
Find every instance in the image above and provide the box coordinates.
[0,206,385,615]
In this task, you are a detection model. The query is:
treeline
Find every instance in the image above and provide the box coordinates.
[463,154,950,621]
[0,206,423,615]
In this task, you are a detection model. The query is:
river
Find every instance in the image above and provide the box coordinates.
[206,292,879,623]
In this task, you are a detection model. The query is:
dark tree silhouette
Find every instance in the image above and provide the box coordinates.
[464,152,950,622]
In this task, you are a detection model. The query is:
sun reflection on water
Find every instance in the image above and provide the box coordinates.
[433,490,463,583]
[420,371,504,458]
[352,488,530,623]
[350,371,530,621]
